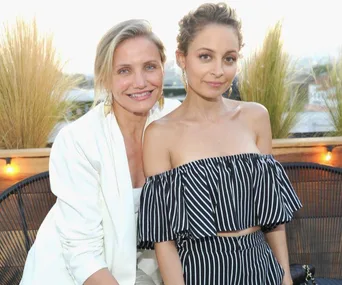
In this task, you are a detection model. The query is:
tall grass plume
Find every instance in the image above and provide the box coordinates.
[0,18,80,149]
[238,21,305,138]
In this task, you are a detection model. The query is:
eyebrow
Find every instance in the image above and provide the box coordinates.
[196,47,238,54]
[114,60,160,68]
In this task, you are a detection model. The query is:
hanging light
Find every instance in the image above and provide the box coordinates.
[324,145,334,162]
[2,157,19,175]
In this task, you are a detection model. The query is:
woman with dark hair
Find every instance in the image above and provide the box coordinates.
[138,3,301,284]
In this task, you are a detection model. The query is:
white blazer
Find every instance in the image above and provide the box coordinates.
[20,98,181,285]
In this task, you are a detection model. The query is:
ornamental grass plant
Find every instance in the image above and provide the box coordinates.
[239,21,305,138]
[0,18,80,149]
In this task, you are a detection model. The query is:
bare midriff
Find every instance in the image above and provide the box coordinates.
[217,225,261,237]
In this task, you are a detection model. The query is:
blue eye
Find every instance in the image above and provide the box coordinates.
[118,68,129,74]
[146,64,156,71]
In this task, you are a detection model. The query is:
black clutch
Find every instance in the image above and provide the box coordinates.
[290,264,316,285]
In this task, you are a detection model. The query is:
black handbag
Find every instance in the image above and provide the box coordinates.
[290,264,316,285]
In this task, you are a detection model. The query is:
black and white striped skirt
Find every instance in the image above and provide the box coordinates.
[178,230,284,285]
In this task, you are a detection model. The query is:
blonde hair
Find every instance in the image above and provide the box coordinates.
[93,19,166,105]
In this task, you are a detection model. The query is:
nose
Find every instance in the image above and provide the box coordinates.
[133,71,147,89]
[211,61,224,78]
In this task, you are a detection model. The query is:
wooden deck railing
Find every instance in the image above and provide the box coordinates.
[1,137,342,193]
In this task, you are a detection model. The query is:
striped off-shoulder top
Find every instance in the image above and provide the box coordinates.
[137,153,302,249]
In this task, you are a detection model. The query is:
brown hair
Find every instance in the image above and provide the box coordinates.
[177,2,243,55]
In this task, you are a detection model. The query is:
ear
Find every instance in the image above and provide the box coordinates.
[175,50,186,70]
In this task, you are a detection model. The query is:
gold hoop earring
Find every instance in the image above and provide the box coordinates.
[104,92,113,116]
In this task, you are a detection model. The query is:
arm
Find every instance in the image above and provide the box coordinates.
[253,104,292,285]
[50,127,118,285]
[143,122,185,285]
[265,226,292,285]
[155,242,185,285]
[84,269,119,285]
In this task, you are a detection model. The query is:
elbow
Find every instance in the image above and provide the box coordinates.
[60,234,107,284]
[269,224,286,233]
[57,221,107,284]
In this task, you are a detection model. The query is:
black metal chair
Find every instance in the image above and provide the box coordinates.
[0,171,56,285]
[282,162,342,284]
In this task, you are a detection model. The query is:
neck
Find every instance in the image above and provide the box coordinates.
[182,87,228,122]
[113,103,148,141]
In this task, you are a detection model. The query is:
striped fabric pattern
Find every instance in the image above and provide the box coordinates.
[179,231,284,284]
[138,153,302,249]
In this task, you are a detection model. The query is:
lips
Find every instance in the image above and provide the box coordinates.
[206,81,224,87]
[128,90,153,101]
[129,91,152,98]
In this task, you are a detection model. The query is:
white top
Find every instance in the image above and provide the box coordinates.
[133,187,143,215]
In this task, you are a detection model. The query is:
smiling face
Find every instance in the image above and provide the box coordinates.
[177,24,240,100]
[110,36,164,115]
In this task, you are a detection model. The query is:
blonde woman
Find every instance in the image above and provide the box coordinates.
[20,19,180,285]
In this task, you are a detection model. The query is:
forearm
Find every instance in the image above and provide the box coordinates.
[84,268,119,285]
[265,224,292,284]
[155,241,184,285]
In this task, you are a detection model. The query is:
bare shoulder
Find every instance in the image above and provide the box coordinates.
[146,103,183,136]
[238,101,273,153]
[235,101,270,128]
[221,99,269,122]
[241,101,269,119]
[144,117,172,145]
[143,116,177,176]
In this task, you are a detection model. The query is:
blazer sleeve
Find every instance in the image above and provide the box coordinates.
[49,126,107,284]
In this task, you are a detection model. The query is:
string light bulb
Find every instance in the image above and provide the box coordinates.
[2,157,19,175]
[324,145,334,162]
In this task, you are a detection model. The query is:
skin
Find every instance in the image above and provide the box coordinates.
[84,36,164,285]
[143,24,293,285]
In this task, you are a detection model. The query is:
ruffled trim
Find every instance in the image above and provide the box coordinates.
[137,154,302,249]
[259,159,303,232]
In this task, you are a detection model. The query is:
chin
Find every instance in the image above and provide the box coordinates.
[200,91,223,101]
[192,86,224,100]
[130,101,157,115]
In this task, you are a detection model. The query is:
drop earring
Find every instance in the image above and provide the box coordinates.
[182,69,188,92]
[104,93,112,116]
[158,92,164,110]
[227,84,233,97]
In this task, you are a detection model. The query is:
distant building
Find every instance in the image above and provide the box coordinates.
[164,60,183,87]
[303,72,336,112]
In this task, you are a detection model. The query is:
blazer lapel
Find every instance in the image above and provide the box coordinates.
[97,101,166,246]
[96,104,135,241]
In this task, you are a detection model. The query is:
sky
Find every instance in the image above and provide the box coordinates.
[0,0,341,74]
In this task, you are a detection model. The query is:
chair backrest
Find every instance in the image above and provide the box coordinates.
[0,171,56,285]
[282,162,342,279]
